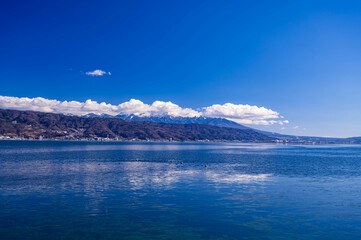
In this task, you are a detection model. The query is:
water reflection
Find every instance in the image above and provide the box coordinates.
[205,172,272,184]
[0,141,283,154]
[2,141,361,239]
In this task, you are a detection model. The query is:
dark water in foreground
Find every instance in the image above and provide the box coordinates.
[1,141,361,239]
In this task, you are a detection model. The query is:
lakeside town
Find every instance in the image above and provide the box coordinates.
[0,134,344,144]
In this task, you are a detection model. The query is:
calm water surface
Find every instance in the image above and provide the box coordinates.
[1,141,361,239]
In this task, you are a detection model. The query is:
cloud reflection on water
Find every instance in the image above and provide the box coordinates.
[0,159,273,195]
[0,142,281,154]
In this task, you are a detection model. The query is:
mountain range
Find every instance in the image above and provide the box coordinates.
[1,109,360,143]
[0,109,273,142]
[83,113,250,129]
[83,113,361,144]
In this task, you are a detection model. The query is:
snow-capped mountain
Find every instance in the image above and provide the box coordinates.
[115,115,251,130]
[82,113,251,129]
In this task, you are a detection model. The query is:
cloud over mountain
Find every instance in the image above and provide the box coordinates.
[0,96,288,125]
[202,103,289,125]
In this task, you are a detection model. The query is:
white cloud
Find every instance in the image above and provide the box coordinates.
[115,99,201,117]
[85,69,111,76]
[0,95,288,126]
[202,103,288,125]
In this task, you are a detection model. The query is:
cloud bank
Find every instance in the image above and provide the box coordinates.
[0,95,288,125]
[85,69,111,76]
[202,103,288,125]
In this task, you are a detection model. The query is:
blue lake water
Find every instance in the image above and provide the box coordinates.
[1,141,361,239]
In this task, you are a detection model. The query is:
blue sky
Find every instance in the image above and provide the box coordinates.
[1,0,361,137]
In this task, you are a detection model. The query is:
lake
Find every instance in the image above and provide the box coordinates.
[1,141,361,239]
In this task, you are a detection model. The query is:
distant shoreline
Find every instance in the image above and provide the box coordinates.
[0,138,358,145]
